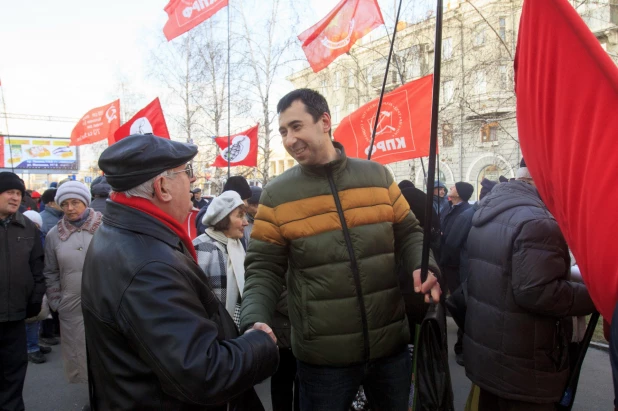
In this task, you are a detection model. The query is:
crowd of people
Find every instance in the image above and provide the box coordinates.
[0,88,607,411]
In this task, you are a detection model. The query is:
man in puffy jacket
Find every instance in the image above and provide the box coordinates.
[0,172,45,410]
[464,167,596,410]
[39,188,63,235]
[82,134,279,410]
[240,89,441,411]
[89,176,111,214]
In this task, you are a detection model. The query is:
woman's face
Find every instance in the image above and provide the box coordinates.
[223,206,248,240]
[60,198,87,221]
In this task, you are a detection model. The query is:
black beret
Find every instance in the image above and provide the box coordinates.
[98,134,198,192]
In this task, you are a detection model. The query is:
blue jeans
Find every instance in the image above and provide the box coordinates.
[297,348,411,411]
[25,321,40,353]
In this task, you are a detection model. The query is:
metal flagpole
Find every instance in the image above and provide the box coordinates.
[421,0,444,282]
[227,2,231,179]
[0,79,14,172]
[367,0,403,160]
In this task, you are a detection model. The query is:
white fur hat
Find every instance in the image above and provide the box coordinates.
[23,210,43,228]
[202,191,244,226]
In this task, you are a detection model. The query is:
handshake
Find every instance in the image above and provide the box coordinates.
[244,322,277,344]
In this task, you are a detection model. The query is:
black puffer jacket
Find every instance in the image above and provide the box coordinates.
[0,212,45,322]
[464,181,595,403]
[82,201,279,410]
[90,181,111,214]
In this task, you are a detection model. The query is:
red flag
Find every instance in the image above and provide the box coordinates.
[212,125,259,168]
[70,100,120,146]
[515,0,618,322]
[298,0,384,73]
[163,0,228,41]
[334,75,433,165]
[111,98,170,145]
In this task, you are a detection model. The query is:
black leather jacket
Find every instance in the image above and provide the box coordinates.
[82,201,279,410]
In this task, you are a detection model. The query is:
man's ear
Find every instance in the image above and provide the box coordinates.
[321,112,332,135]
[153,176,173,203]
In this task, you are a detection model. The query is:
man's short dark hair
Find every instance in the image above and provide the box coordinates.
[41,189,57,205]
[277,89,330,123]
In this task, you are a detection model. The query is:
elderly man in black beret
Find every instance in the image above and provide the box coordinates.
[81,134,279,411]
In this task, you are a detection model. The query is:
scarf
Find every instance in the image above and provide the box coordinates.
[57,208,102,241]
[71,208,91,228]
[111,192,197,261]
[206,227,246,317]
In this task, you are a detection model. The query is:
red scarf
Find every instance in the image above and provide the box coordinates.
[110,192,197,261]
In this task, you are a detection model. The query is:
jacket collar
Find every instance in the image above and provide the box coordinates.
[103,201,185,252]
[299,141,348,178]
[9,212,26,227]
[44,207,63,218]
[57,209,102,241]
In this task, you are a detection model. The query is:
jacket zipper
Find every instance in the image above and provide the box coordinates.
[326,167,370,361]
[3,226,10,317]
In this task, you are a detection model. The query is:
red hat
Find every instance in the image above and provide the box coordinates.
[31,191,41,199]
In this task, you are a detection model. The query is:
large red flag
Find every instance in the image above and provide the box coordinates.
[111,98,170,145]
[163,0,228,41]
[212,124,259,168]
[298,0,384,73]
[70,100,120,146]
[515,0,618,322]
[334,74,433,165]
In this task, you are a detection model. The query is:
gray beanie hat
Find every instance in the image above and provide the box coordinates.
[202,191,244,226]
[55,181,91,208]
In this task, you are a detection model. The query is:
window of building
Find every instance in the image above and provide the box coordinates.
[366,66,373,85]
[334,72,341,90]
[348,103,356,115]
[474,25,485,46]
[348,69,355,88]
[499,65,508,90]
[480,122,499,143]
[499,17,507,41]
[405,45,422,80]
[442,122,454,147]
[442,80,454,104]
[443,37,453,60]
[333,105,340,124]
[473,70,486,95]
[321,79,327,95]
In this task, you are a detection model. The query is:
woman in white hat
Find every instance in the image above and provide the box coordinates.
[43,181,102,386]
[193,190,249,325]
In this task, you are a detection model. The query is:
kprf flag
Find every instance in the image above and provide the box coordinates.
[163,0,228,41]
[334,75,433,165]
[70,100,120,146]
[515,0,618,322]
[298,0,384,73]
[212,125,259,168]
[111,98,170,145]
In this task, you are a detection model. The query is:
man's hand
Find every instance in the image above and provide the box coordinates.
[413,269,441,303]
[244,322,277,344]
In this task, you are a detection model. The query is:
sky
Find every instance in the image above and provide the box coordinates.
[0,0,432,170]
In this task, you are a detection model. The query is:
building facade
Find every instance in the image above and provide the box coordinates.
[287,0,618,200]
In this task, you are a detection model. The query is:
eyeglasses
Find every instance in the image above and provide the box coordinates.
[60,199,84,210]
[168,163,194,179]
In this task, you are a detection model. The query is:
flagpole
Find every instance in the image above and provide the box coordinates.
[227,2,231,180]
[0,80,14,172]
[421,0,444,284]
[367,0,403,161]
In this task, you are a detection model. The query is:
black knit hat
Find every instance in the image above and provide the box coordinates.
[41,188,57,205]
[455,182,474,202]
[223,176,252,200]
[479,178,498,200]
[398,180,415,190]
[0,172,25,196]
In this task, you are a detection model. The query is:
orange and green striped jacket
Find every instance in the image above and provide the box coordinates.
[240,143,439,366]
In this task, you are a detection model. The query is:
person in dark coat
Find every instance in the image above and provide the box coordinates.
[442,179,496,366]
[90,176,111,214]
[82,134,279,411]
[191,187,209,209]
[433,180,450,224]
[39,189,63,236]
[439,182,473,365]
[464,173,596,410]
[0,172,45,410]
